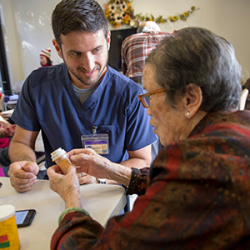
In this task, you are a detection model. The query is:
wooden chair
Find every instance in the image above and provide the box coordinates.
[240,88,249,110]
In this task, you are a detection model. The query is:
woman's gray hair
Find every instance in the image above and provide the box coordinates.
[146,27,242,112]
[137,21,161,34]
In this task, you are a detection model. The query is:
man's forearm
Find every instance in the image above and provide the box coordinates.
[9,141,37,162]
[120,157,150,169]
[122,145,152,169]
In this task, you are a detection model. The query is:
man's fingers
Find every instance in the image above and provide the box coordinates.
[78,175,97,185]
[77,172,87,179]
[12,170,36,179]
[10,177,37,193]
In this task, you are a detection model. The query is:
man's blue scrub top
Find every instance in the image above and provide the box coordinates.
[12,64,157,169]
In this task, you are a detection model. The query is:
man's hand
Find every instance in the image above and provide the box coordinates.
[3,124,16,137]
[48,164,82,209]
[77,172,98,185]
[0,114,11,128]
[8,161,39,192]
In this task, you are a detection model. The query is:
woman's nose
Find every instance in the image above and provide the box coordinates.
[147,107,152,116]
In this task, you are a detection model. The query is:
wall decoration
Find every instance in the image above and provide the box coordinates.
[105,0,134,29]
[105,0,199,29]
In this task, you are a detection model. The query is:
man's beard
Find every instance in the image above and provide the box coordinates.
[62,52,109,87]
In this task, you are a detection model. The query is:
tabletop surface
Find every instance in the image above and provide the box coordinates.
[0,177,126,250]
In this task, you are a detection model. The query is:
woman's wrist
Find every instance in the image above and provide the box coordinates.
[108,163,132,187]
[64,190,82,209]
[58,207,90,224]
[65,198,82,209]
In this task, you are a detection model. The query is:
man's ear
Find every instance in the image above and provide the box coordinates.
[107,31,111,51]
[52,39,63,59]
[184,83,203,118]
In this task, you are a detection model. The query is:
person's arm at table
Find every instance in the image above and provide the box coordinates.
[121,145,151,169]
[68,148,133,187]
[8,125,39,192]
[48,164,104,249]
[78,144,151,185]
[104,145,151,185]
[67,148,149,194]
[50,162,133,250]
[48,150,149,249]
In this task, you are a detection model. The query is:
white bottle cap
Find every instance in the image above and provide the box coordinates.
[51,147,66,162]
[0,205,15,222]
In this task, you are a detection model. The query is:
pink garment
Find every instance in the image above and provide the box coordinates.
[0,125,13,177]
[0,137,10,148]
[0,167,4,177]
[0,136,10,176]
[0,137,10,176]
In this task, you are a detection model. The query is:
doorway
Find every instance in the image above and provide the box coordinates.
[0,12,12,95]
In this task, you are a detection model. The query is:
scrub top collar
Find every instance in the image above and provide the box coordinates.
[62,64,111,111]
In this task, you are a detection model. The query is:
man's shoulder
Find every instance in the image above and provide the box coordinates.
[105,66,143,95]
[28,63,66,86]
[32,63,65,77]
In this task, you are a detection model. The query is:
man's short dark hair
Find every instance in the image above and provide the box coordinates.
[52,0,108,46]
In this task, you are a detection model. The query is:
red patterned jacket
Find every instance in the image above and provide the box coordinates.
[51,109,250,250]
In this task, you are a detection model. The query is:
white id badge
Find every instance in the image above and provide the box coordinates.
[81,134,109,155]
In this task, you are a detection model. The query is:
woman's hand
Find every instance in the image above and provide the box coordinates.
[48,164,82,209]
[67,148,132,187]
[68,148,114,180]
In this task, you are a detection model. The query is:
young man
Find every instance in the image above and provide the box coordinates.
[8,0,156,192]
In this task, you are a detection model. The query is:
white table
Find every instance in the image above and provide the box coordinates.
[0,177,126,250]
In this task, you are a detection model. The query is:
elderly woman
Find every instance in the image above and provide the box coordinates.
[48,27,250,249]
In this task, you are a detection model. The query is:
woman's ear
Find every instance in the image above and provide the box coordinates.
[52,39,63,59]
[184,83,203,118]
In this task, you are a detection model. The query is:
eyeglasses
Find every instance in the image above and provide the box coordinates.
[138,88,168,108]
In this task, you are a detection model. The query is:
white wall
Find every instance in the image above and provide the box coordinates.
[1,0,250,87]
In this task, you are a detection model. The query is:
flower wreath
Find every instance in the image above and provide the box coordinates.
[105,0,199,29]
[105,0,134,29]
